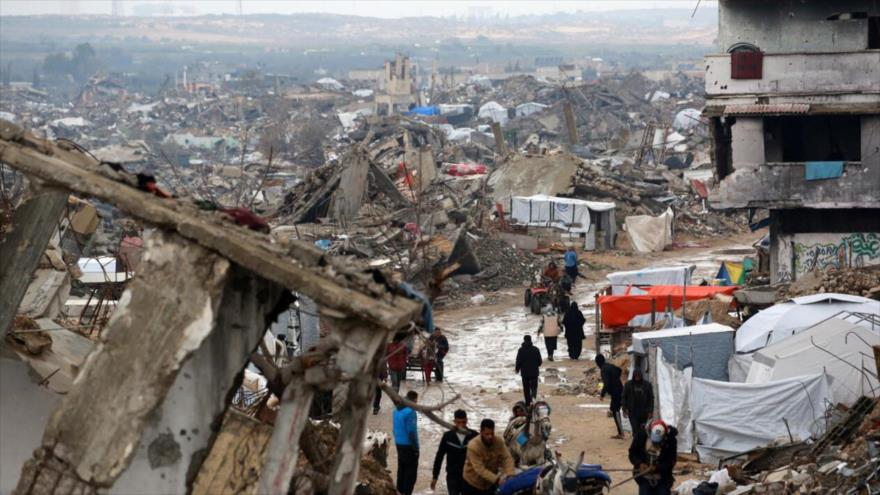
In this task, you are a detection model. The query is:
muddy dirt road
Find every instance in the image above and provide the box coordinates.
[366,234,759,494]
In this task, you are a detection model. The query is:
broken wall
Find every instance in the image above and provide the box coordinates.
[718,1,877,52]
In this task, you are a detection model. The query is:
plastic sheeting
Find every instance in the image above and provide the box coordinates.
[746,318,880,406]
[597,286,737,328]
[727,353,753,383]
[735,294,880,352]
[633,323,735,381]
[691,374,830,464]
[656,347,693,453]
[673,108,702,131]
[625,208,674,253]
[509,194,614,234]
[478,101,508,125]
[607,265,694,295]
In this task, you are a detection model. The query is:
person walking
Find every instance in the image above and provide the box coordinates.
[623,369,655,435]
[462,419,515,495]
[514,335,542,406]
[564,247,579,283]
[538,304,560,361]
[562,301,586,360]
[629,420,678,495]
[431,409,478,495]
[434,328,450,382]
[596,353,625,439]
[420,335,437,384]
[386,334,408,393]
[393,390,420,495]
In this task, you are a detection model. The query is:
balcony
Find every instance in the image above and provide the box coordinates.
[705,51,880,99]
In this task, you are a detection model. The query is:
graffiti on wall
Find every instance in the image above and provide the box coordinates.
[792,233,880,278]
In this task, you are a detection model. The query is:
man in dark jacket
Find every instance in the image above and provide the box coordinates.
[623,369,654,435]
[629,419,678,495]
[515,335,542,406]
[595,353,624,439]
[434,328,450,382]
[431,409,478,495]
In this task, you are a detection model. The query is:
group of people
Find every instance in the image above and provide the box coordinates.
[538,301,586,362]
[394,397,515,495]
[376,329,450,415]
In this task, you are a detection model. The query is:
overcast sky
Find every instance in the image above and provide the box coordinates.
[1,0,715,18]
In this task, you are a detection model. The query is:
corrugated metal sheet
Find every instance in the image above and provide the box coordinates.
[724,103,810,115]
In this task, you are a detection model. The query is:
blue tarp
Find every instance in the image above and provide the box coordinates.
[805,161,843,181]
[408,106,440,116]
[398,282,434,333]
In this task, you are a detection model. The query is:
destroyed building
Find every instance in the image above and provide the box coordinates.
[374,55,417,116]
[706,0,880,283]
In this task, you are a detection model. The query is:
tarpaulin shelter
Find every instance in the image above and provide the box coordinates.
[509,194,614,234]
[478,101,508,125]
[746,317,880,405]
[625,208,674,253]
[691,374,831,464]
[655,347,693,453]
[607,265,694,295]
[715,260,752,286]
[598,285,738,328]
[633,323,735,381]
[735,293,880,353]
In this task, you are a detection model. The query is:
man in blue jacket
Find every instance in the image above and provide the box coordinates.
[394,390,420,495]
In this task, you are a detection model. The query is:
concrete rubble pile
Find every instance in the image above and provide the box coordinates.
[780,266,880,300]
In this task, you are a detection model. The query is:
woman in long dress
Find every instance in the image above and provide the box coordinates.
[562,301,586,360]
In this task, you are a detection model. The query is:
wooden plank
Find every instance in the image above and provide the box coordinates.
[0,187,67,336]
[0,120,420,330]
[192,410,273,495]
[16,231,232,492]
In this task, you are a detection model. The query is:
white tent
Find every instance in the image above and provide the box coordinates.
[606,265,694,295]
[746,318,880,405]
[656,348,693,453]
[633,323,735,381]
[316,77,344,91]
[673,108,702,131]
[515,102,549,117]
[509,194,614,234]
[478,101,508,126]
[691,374,831,464]
[735,294,880,353]
[625,208,674,253]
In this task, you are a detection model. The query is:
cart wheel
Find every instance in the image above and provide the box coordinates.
[524,288,532,307]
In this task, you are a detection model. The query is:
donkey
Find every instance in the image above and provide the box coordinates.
[504,401,553,467]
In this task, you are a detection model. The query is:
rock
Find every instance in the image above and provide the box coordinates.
[764,468,794,484]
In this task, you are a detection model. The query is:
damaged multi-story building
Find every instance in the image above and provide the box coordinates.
[706,1,880,282]
[374,54,417,115]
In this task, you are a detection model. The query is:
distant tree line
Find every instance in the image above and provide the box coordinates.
[42,43,100,83]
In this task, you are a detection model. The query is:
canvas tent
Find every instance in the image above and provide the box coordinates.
[746,317,880,405]
[607,265,695,295]
[624,208,674,253]
[655,347,693,453]
[478,101,508,125]
[691,374,831,464]
[735,293,880,353]
[509,194,614,234]
[633,323,735,381]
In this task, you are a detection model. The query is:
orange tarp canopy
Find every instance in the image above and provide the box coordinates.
[597,285,738,328]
